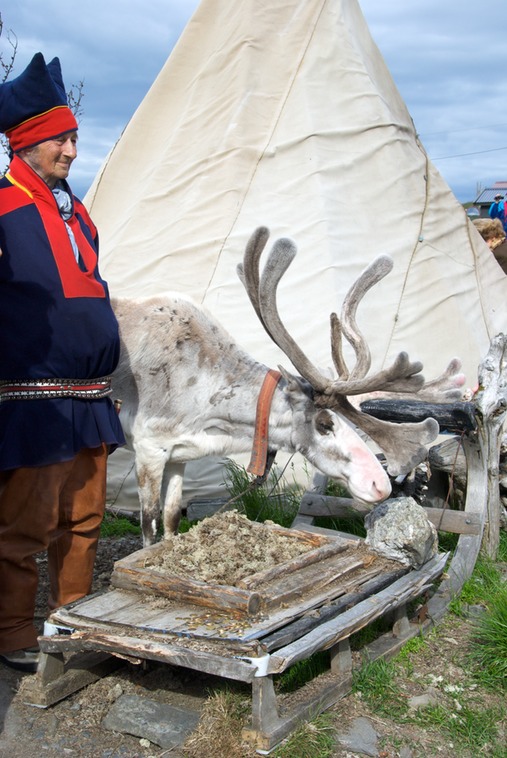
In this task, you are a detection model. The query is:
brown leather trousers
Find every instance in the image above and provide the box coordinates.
[0,445,107,653]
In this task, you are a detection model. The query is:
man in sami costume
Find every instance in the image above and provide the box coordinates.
[0,53,125,672]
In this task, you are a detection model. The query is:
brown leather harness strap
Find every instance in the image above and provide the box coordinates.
[247,369,282,477]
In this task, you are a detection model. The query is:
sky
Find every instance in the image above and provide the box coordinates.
[1,0,505,203]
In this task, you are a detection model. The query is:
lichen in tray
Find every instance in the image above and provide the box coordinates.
[143,510,313,585]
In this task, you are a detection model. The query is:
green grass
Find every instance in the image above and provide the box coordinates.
[352,658,408,719]
[271,713,336,758]
[351,634,506,755]
[348,534,507,755]
[411,701,505,755]
[468,580,507,690]
[276,651,330,693]
[223,459,302,527]
[497,528,507,562]
[100,511,141,537]
[449,550,504,616]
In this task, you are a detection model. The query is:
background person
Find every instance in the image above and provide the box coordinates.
[488,193,507,234]
[0,53,125,673]
[473,217,507,274]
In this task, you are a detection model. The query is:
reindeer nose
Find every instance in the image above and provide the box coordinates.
[373,475,391,501]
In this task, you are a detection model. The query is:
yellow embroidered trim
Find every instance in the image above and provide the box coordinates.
[5,172,33,199]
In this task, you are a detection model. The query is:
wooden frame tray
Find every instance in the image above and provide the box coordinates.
[111,523,361,616]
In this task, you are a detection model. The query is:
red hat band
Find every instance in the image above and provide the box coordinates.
[7,105,78,151]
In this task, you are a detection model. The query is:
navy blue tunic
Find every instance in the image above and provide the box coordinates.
[0,156,125,469]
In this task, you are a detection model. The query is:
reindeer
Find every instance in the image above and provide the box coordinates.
[111,227,464,546]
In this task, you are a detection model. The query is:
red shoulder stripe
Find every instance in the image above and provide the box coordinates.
[0,185,33,216]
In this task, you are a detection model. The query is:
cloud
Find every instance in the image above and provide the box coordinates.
[359,0,507,200]
[1,0,506,201]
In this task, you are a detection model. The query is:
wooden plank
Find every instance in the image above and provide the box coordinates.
[39,630,259,683]
[261,567,407,652]
[263,523,335,547]
[428,436,487,603]
[111,565,263,616]
[266,552,448,674]
[71,589,142,618]
[424,507,481,535]
[49,596,264,651]
[48,586,338,646]
[21,652,122,708]
[297,495,481,535]
[290,523,361,542]
[261,554,365,610]
[298,493,369,519]
[428,437,467,478]
[237,539,348,589]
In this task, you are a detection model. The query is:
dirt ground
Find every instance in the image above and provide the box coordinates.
[0,527,505,758]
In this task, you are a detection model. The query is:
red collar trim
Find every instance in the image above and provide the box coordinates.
[5,156,105,299]
[247,369,282,477]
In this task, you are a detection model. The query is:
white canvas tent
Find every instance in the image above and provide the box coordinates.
[85,0,507,511]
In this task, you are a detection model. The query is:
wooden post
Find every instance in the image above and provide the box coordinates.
[392,604,410,638]
[250,676,280,733]
[473,334,507,558]
[37,651,65,684]
[330,638,352,675]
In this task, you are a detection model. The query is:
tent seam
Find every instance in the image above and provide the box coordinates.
[199,0,330,304]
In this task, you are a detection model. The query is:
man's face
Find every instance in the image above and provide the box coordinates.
[19,130,78,188]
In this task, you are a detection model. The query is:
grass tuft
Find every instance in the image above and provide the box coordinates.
[100,511,141,538]
[182,689,250,758]
[271,713,336,757]
[468,581,507,690]
[276,651,329,693]
[223,460,302,527]
[412,701,504,754]
[352,658,407,719]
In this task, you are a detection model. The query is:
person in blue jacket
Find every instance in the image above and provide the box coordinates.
[488,193,507,234]
[0,53,125,672]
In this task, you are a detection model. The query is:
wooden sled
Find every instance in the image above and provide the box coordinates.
[28,336,506,753]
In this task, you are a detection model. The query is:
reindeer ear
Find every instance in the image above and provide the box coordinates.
[277,363,312,394]
[277,364,300,391]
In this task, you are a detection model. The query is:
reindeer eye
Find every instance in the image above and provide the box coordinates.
[315,410,334,435]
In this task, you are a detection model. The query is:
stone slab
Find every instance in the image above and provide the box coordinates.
[102,693,201,749]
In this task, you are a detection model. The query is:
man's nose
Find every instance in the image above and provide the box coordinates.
[62,140,77,157]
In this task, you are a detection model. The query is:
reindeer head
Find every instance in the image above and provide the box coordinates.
[277,366,392,502]
[238,227,465,479]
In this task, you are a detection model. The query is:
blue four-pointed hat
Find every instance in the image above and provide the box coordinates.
[0,52,78,150]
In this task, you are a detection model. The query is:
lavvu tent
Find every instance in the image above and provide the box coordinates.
[85,0,507,512]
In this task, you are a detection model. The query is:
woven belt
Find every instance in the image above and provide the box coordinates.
[0,377,112,401]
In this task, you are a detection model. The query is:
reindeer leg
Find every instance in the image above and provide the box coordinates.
[160,462,186,537]
[135,450,169,546]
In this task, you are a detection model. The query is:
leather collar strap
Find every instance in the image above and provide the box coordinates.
[0,377,112,401]
[247,369,282,477]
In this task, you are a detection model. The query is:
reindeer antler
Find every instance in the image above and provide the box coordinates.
[239,227,464,477]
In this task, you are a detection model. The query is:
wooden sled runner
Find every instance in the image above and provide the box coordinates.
[27,335,506,753]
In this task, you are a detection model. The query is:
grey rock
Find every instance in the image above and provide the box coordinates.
[365,496,438,568]
[102,693,200,749]
[408,686,439,711]
[463,603,487,619]
[336,716,379,756]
